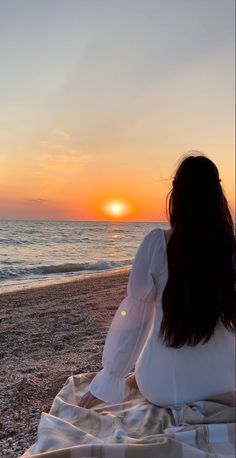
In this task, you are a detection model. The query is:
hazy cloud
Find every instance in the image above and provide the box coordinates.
[51,128,71,142]
[0,198,50,205]
[39,128,93,173]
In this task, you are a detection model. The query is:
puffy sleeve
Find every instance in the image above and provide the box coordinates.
[88,228,161,403]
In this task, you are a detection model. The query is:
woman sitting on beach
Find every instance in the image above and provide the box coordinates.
[78,154,236,409]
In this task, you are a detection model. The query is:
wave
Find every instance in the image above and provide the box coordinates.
[0,259,133,281]
[0,237,92,247]
[0,238,31,246]
[39,259,132,275]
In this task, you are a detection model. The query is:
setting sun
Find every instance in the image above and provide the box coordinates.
[110,203,124,216]
[101,200,132,219]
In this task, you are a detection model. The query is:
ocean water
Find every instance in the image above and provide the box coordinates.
[0,220,169,291]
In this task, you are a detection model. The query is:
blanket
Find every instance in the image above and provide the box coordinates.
[21,371,235,458]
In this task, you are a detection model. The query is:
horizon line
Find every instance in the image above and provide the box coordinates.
[0,218,169,224]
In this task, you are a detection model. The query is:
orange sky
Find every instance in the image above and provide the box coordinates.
[0,1,235,222]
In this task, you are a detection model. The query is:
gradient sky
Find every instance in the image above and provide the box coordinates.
[0,0,235,221]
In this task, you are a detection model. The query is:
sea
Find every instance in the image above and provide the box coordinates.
[0,220,170,293]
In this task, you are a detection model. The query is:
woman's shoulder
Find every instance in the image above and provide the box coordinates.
[145,227,163,243]
[140,228,167,261]
[145,227,173,244]
[139,227,174,256]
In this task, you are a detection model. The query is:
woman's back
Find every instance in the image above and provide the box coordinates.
[135,228,235,407]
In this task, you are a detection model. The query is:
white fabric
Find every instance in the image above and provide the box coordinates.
[88,228,235,407]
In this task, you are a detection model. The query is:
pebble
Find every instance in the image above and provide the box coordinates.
[114,427,126,441]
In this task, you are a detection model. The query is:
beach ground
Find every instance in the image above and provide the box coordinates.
[0,270,130,457]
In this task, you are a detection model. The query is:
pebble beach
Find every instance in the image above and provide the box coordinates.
[0,270,130,457]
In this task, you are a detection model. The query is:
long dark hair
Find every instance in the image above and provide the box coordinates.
[159,153,236,348]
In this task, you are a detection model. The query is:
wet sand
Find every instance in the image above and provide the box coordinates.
[0,270,130,457]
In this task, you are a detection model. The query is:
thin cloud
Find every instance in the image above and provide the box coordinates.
[39,128,93,173]
[51,128,71,142]
[26,198,50,204]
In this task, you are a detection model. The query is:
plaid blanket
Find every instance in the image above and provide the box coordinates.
[21,371,235,458]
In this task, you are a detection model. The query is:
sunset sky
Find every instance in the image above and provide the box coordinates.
[0,0,235,222]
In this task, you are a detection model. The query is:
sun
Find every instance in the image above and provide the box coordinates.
[102,200,131,219]
[110,202,124,216]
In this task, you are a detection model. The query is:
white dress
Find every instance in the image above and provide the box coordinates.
[88,228,235,407]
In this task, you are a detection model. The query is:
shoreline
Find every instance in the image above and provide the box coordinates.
[0,267,131,295]
[0,270,130,457]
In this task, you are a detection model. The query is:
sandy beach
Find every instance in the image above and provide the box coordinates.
[0,270,130,457]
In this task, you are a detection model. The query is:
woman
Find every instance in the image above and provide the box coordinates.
[78,154,236,409]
